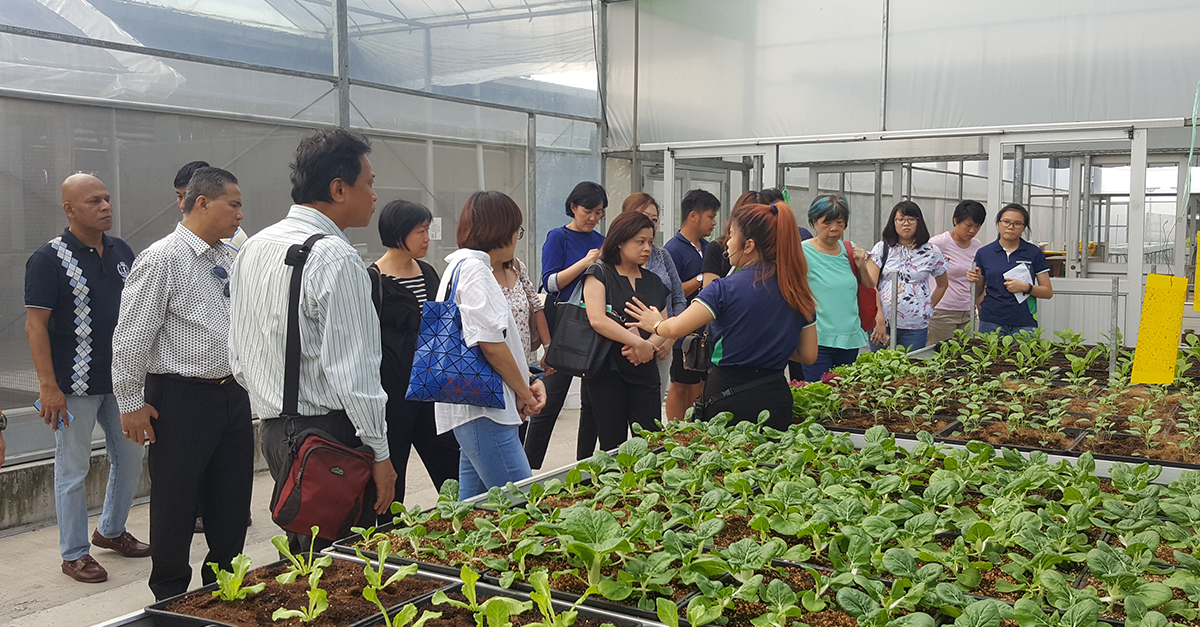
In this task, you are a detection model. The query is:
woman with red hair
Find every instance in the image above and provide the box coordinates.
[625,202,817,429]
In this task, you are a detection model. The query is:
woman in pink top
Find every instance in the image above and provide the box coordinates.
[926,200,987,346]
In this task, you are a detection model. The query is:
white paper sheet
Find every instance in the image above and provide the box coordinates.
[1003,264,1033,303]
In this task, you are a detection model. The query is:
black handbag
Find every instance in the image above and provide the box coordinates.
[681,327,712,372]
[544,271,614,379]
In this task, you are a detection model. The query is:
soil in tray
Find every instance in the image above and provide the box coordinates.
[940,423,1078,450]
[414,592,624,627]
[820,411,953,435]
[519,553,695,606]
[723,567,843,627]
[1072,433,1200,463]
[165,559,445,627]
[1079,574,1198,625]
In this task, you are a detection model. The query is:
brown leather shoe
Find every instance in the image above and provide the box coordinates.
[62,555,108,583]
[91,530,151,558]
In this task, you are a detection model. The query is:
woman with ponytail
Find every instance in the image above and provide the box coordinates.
[625,203,817,429]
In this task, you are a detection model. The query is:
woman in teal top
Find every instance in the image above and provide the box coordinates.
[801,194,878,381]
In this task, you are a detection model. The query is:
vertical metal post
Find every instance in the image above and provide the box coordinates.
[1012,144,1025,204]
[1110,276,1119,376]
[957,160,964,202]
[1066,156,1082,277]
[424,140,435,213]
[630,0,640,193]
[527,114,537,277]
[109,108,121,237]
[1081,155,1092,277]
[423,28,433,91]
[662,149,676,236]
[889,271,898,350]
[1126,128,1149,347]
[333,0,350,127]
[878,0,890,132]
[597,2,609,188]
[1175,156,1189,277]
[753,155,764,190]
[873,162,883,241]
[904,163,912,200]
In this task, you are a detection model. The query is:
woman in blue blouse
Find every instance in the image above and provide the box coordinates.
[523,181,607,468]
[966,203,1055,337]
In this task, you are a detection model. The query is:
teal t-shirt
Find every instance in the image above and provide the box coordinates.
[802,240,868,350]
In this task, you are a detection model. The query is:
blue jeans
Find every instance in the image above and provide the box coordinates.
[453,417,532,500]
[801,346,861,382]
[978,321,1037,338]
[56,394,145,561]
[870,327,929,352]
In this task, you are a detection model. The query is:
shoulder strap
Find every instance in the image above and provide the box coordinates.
[366,265,382,313]
[281,233,326,418]
[880,243,891,275]
[844,241,861,280]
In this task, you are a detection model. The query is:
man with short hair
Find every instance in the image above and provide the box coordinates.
[25,173,149,584]
[229,129,396,552]
[663,189,721,421]
[174,160,209,212]
[111,167,253,600]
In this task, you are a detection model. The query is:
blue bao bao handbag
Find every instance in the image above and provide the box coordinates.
[405,262,506,408]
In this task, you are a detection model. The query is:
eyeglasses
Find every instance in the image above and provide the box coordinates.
[998,219,1026,229]
[212,265,230,297]
[518,227,525,240]
[894,216,918,225]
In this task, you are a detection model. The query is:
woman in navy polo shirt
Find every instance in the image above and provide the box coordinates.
[625,202,818,430]
[966,203,1054,337]
[524,181,607,468]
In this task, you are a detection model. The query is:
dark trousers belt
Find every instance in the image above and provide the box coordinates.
[153,373,238,386]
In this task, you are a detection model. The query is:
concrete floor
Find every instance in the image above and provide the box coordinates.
[0,409,582,627]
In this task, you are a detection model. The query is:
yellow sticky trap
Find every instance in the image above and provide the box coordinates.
[1132,274,1188,384]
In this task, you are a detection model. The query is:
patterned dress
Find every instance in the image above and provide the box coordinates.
[499,257,544,357]
[869,241,948,330]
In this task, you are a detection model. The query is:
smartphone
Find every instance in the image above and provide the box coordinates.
[34,400,75,429]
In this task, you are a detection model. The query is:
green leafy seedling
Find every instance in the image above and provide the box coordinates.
[432,566,532,627]
[209,553,266,601]
[273,526,333,584]
[272,569,329,623]
[385,604,443,627]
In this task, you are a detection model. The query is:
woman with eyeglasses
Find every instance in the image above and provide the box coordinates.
[966,203,1054,337]
[523,182,606,468]
[867,201,947,351]
[926,200,987,346]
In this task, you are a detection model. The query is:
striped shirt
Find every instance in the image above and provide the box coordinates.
[228,205,389,461]
[111,223,235,413]
[389,275,427,303]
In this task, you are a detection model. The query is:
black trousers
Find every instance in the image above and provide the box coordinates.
[699,366,792,431]
[383,395,459,512]
[147,375,254,601]
[522,370,594,469]
[261,412,377,555]
[580,371,660,457]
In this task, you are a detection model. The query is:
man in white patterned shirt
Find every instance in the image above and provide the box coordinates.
[111,167,253,601]
[228,129,396,552]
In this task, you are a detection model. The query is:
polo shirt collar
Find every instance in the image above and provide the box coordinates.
[673,230,702,251]
[173,222,217,257]
[60,227,115,253]
[287,205,352,245]
[990,238,1029,255]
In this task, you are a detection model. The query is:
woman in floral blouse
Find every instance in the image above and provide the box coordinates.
[868,201,948,351]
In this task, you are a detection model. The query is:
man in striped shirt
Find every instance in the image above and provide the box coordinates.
[228,129,395,550]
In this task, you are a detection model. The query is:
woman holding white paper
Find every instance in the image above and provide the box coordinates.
[965,203,1054,337]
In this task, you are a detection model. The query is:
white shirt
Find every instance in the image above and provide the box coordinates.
[111,223,234,413]
[228,206,389,461]
[434,249,528,434]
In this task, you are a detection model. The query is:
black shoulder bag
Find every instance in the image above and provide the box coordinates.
[544,264,615,379]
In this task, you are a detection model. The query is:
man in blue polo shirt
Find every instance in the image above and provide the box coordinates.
[663,189,720,420]
[25,173,149,584]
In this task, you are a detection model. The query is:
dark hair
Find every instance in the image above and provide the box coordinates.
[457,191,523,252]
[564,181,608,218]
[718,191,765,247]
[183,167,238,214]
[680,189,721,221]
[759,188,785,205]
[730,203,815,319]
[379,199,433,250]
[621,192,658,216]
[290,129,372,205]
[808,194,850,226]
[174,160,210,189]
[997,203,1031,235]
[600,211,655,265]
[880,201,931,247]
[953,200,987,225]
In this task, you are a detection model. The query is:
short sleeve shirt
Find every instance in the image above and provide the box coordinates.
[499,257,544,355]
[869,241,947,329]
[25,228,135,396]
[802,239,868,350]
[664,231,708,289]
[928,232,982,312]
[695,269,815,371]
[702,239,732,279]
[973,239,1051,328]
[583,262,669,385]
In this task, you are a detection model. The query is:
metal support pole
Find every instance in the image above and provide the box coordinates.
[1109,276,1119,377]
[630,0,640,192]
[1081,155,1092,278]
[890,272,898,350]
[878,0,890,132]
[1125,128,1149,347]
[527,114,537,276]
[1017,146,1026,205]
[333,0,350,127]
[423,28,433,91]
[904,163,912,200]
[110,109,121,237]
[873,162,883,241]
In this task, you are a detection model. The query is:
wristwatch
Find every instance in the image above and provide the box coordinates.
[529,374,540,386]
[695,273,703,283]
[1025,283,1034,295]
